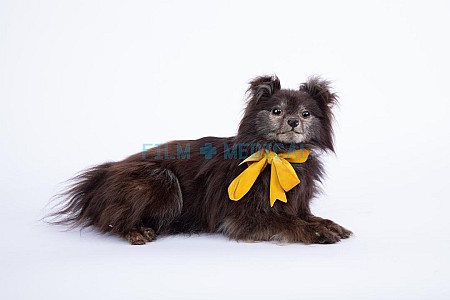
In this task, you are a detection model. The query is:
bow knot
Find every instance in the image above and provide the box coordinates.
[266,151,279,164]
[228,148,310,207]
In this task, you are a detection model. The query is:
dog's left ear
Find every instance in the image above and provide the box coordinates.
[299,76,337,107]
[300,76,337,152]
[247,75,281,103]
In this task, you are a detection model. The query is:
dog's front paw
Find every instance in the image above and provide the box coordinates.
[302,223,341,244]
[322,220,352,239]
[305,216,353,239]
[272,223,341,244]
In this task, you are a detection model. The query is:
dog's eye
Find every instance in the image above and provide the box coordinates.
[301,111,311,118]
[272,108,282,115]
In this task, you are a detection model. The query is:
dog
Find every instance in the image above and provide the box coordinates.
[50,75,352,245]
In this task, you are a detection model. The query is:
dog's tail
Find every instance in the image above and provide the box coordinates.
[47,159,184,235]
[48,162,113,230]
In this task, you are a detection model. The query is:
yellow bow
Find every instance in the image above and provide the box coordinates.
[228,149,310,207]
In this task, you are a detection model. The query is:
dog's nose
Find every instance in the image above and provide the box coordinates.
[287,118,299,128]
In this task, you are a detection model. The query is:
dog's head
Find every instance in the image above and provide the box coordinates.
[238,75,337,151]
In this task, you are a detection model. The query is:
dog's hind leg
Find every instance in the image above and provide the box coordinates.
[103,166,183,244]
[125,226,157,245]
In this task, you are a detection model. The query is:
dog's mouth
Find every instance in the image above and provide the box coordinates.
[275,130,306,144]
[278,129,303,135]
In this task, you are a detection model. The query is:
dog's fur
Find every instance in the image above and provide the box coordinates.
[50,75,352,245]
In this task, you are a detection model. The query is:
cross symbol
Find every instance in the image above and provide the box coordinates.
[199,143,217,160]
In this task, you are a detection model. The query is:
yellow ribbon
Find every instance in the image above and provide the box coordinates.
[228,149,310,207]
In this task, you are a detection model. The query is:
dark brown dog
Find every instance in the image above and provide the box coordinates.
[51,75,352,245]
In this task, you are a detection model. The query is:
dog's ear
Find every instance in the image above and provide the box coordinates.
[299,76,337,107]
[247,75,281,103]
[300,76,337,152]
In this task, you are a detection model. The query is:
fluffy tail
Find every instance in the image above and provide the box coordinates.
[48,160,183,236]
[48,162,113,229]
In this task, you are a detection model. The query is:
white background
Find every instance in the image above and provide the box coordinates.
[1,0,450,299]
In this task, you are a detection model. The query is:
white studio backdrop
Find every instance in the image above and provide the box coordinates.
[1,1,449,299]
